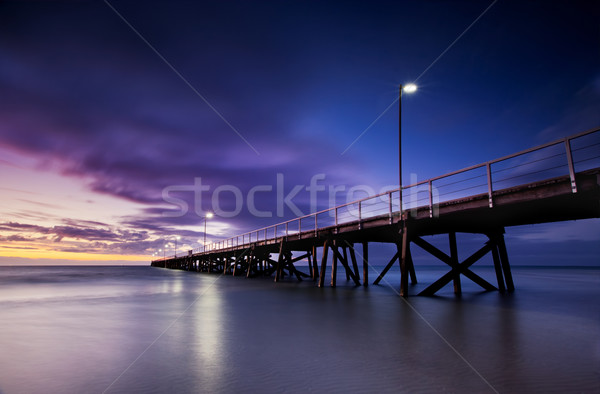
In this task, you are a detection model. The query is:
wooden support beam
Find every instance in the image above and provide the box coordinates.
[287,252,305,281]
[232,254,238,276]
[231,248,251,276]
[449,232,462,295]
[307,250,313,280]
[489,240,506,291]
[263,258,278,276]
[412,236,452,265]
[419,270,454,296]
[347,242,360,281]
[331,246,361,285]
[459,244,496,291]
[362,242,369,286]
[275,240,285,283]
[373,248,400,285]
[312,245,319,281]
[226,254,233,275]
[282,251,292,279]
[418,242,496,296]
[462,270,496,291]
[407,248,417,284]
[318,240,329,288]
[245,249,255,278]
[230,254,236,274]
[289,253,309,264]
[331,241,338,287]
[342,247,350,281]
[496,232,514,291]
[400,222,410,297]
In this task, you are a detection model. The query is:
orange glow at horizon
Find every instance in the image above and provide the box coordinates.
[0,248,149,262]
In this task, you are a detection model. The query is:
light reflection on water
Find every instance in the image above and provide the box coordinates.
[0,266,598,393]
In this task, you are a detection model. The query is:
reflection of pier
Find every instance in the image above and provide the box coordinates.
[152,128,600,296]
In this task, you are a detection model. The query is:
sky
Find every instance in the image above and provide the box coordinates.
[0,0,599,265]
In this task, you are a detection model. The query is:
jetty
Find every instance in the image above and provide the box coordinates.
[152,128,600,296]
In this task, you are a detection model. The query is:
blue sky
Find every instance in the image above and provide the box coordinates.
[0,0,598,265]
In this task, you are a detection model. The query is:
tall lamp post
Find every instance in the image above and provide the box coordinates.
[202,212,214,252]
[174,235,181,257]
[399,83,417,211]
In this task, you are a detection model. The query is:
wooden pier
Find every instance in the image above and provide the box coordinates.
[152,128,600,296]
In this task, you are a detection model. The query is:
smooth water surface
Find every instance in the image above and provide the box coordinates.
[0,265,598,393]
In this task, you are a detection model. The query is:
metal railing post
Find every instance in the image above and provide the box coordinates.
[358,201,362,229]
[335,207,338,226]
[565,138,578,193]
[388,192,392,224]
[314,214,318,236]
[486,162,493,208]
[428,180,433,218]
[399,186,403,214]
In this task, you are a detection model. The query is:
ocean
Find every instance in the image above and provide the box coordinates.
[0,265,598,393]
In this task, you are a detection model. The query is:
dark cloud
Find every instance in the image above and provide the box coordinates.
[0,221,152,254]
[61,218,111,228]
[50,226,119,242]
[0,222,48,233]
[0,245,37,250]
[0,1,377,209]
[1,235,32,242]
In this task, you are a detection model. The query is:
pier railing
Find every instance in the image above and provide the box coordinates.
[160,127,599,259]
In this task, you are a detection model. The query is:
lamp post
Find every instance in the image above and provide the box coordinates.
[399,83,417,211]
[174,235,181,257]
[164,244,169,267]
[203,212,214,252]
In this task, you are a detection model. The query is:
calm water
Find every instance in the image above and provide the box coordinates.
[0,265,598,393]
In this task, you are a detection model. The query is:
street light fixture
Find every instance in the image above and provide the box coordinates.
[403,83,417,93]
[203,212,214,253]
[399,83,417,211]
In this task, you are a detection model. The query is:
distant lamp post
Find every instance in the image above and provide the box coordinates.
[399,83,417,210]
[202,212,214,252]
[174,235,181,257]
[164,244,169,267]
